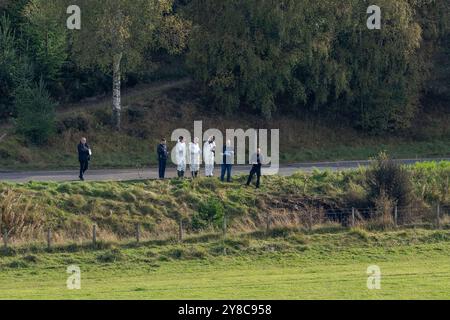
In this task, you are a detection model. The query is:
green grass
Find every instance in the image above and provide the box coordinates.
[281,139,450,163]
[1,162,449,242]
[1,228,449,299]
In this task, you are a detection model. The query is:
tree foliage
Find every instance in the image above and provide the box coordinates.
[186,0,441,132]
[0,0,448,135]
[66,0,190,128]
[0,14,34,120]
[22,0,68,90]
[15,79,56,144]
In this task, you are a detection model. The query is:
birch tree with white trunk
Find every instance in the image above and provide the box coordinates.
[62,0,189,129]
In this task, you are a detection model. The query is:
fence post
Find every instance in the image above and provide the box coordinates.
[351,208,355,227]
[135,223,140,243]
[223,213,227,239]
[2,229,7,249]
[266,211,271,235]
[47,229,52,250]
[394,206,398,227]
[178,218,183,242]
[436,203,441,229]
[92,225,97,246]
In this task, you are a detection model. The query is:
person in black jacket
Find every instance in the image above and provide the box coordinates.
[246,148,264,188]
[77,137,91,181]
[157,138,169,179]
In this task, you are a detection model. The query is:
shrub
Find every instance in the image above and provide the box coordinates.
[96,248,123,263]
[15,79,56,144]
[348,228,370,242]
[23,254,39,263]
[57,115,90,133]
[191,198,225,231]
[6,260,28,269]
[367,152,413,207]
[344,181,370,208]
[163,246,209,260]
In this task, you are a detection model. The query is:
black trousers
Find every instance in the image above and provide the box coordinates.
[79,160,89,179]
[159,159,167,179]
[246,164,261,188]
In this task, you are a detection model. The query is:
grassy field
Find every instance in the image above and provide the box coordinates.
[0,228,449,299]
[0,162,449,299]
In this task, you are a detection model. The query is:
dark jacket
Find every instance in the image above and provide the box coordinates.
[78,143,90,162]
[250,153,264,167]
[157,143,168,161]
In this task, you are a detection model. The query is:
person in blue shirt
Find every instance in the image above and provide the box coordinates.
[220,139,234,182]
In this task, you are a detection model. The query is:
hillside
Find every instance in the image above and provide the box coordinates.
[0,161,448,243]
[0,80,449,171]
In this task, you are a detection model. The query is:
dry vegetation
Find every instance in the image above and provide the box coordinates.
[0,161,448,245]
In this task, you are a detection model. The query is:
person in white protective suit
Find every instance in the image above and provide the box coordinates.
[203,136,216,177]
[189,137,201,178]
[176,136,187,178]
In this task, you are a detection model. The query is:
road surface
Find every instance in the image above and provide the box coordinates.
[0,158,448,183]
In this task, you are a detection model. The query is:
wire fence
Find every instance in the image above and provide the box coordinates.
[1,204,449,250]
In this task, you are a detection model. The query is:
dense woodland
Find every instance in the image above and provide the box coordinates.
[0,0,449,144]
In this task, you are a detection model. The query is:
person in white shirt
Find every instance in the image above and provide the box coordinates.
[176,136,187,178]
[189,137,201,178]
[203,136,216,177]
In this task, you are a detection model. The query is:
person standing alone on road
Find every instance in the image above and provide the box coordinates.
[246,148,264,188]
[77,137,91,181]
[221,139,234,182]
[157,138,168,179]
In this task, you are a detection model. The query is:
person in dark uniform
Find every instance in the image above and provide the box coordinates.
[246,148,264,188]
[77,137,91,181]
[157,138,169,179]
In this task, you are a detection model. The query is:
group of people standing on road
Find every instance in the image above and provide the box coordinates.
[77,136,263,188]
[157,136,263,188]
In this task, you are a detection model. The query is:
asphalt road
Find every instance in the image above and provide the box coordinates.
[0,158,448,183]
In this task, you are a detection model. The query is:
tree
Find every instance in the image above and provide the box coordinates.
[65,0,189,129]
[331,0,423,133]
[15,79,56,144]
[0,13,34,120]
[0,14,17,119]
[22,0,68,91]
[186,0,427,132]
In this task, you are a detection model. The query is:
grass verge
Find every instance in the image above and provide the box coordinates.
[0,228,449,299]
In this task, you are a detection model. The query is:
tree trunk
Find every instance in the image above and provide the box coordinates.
[112,53,123,130]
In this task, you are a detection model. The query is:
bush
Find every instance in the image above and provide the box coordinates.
[191,198,225,231]
[367,152,413,207]
[163,246,209,260]
[96,248,123,263]
[57,115,90,133]
[15,79,56,144]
